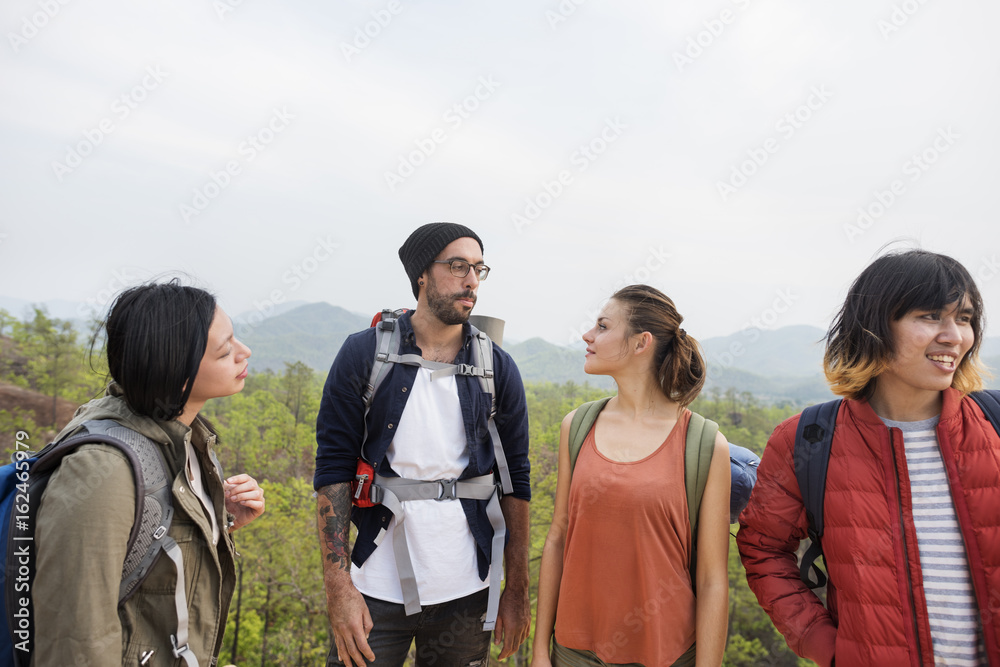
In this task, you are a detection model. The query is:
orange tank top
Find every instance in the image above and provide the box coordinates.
[554,410,696,666]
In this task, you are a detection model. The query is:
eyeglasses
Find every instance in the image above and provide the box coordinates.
[432,260,490,281]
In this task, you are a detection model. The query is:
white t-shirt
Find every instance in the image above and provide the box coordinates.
[352,368,489,604]
[185,439,220,546]
[882,415,986,665]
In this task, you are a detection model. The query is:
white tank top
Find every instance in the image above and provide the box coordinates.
[352,368,488,604]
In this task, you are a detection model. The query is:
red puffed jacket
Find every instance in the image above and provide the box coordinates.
[737,388,1000,667]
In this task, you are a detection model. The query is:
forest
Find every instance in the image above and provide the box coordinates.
[0,307,817,666]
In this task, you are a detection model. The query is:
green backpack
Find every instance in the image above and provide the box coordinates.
[567,397,718,585]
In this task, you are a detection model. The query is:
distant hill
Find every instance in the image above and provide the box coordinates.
[699,325,826,378]
[504,336,834,404]
[504,338,614,390]
[239,303,369,373]
[6,296,992,399]
[231,304,1000,404]
[233,300,309,325]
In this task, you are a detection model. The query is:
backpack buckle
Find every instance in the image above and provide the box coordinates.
[171,635,191,659]
[436,478,458,501]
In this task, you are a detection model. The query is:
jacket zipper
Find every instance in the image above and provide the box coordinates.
[888,427,924,666]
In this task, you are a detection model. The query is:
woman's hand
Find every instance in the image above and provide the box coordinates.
[225,474,265,531]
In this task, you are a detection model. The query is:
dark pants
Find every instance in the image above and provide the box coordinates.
[552,639,696,667]
[327,588,491,667]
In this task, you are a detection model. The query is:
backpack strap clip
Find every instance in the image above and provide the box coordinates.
[434,478,458,501]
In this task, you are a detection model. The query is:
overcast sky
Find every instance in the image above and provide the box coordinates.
[2,0,998,348]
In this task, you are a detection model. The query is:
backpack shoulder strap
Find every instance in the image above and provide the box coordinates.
[469,327,496,405]
[793,398,842,589]
[969,390,1000,437]
[684,411,718,552]
[467,329,513,494]
[364,309,404,409]
[359,310,405,462]
[568,398,612,472]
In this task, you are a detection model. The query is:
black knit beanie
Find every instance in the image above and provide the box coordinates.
[398,222,484,299]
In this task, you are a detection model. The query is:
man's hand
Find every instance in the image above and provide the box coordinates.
[318,483,375,666]
[327,580,375,667]
[496,495,531,660]
[493,583,530,660]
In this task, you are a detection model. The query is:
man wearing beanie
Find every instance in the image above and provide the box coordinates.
[314,223,531,666]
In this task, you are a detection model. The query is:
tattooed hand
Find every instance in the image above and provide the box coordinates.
[316,483,375,666]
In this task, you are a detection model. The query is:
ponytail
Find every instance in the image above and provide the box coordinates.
[612,285,706,407]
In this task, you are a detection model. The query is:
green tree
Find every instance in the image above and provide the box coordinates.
[10,307,87,425]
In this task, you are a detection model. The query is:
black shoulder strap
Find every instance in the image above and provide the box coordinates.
[969,390,1000,437]
[793,399,842,589]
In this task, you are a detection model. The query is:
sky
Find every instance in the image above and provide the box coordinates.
[1,0,998,349]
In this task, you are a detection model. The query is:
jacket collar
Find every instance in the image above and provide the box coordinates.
[848,386,962,425]
[57,383,214,457]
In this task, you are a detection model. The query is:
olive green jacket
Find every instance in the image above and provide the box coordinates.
[32,388,237,666]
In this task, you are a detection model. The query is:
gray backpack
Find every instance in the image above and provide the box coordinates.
[2,419,203,667]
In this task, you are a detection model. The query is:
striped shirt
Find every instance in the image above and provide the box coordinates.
[882,416,986,666]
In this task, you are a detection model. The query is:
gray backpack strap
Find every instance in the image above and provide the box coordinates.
[363,314,512,495]
[80,420,199,667]
[468,329,511,495]
[361,310,405,459]
[371,474,504,630]
[163,538,199,666]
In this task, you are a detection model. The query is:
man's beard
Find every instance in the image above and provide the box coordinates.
[425,275,475,325]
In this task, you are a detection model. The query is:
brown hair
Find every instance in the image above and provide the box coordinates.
[612,284,706,407]
[824,249,986,400]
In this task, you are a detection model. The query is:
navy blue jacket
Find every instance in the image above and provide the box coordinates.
[314,311,531,579]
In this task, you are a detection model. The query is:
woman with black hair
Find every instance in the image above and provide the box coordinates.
[533,285,730,667]
[32,281,265,666]
[738,249,1000,666]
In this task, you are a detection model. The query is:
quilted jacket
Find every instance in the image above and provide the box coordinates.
[737,388,1000,666]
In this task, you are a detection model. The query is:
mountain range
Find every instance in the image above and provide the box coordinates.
[235,303,1000,405]
[4,296,997,405]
